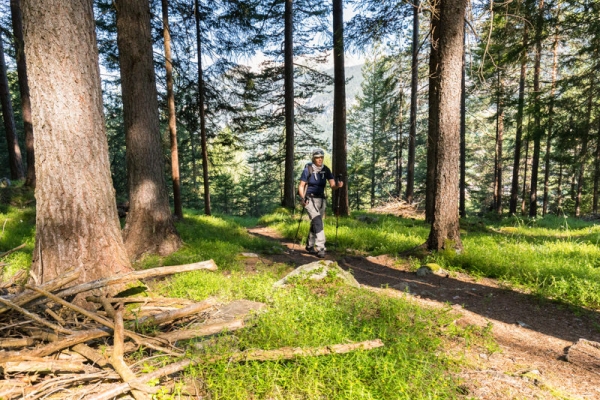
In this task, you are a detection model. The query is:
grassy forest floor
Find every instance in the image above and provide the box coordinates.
[1,189,600,399]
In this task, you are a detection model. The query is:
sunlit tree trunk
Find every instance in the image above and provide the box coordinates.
[528,0,544,217]
[396,90,404,198]
[521,137,530,215]
[10,0,34,187]
[282,0,295,209]
[494,78,504,215]
[332,0,348,215]
[116,0,182,261]
[195,0,211,216]
[509,26,528,215]
[406,0,419,204]
[0,31,24,181]
[425,5,439,224]
[426,0,467,251]
[22,0,131,291]
[161,0,183,219]
[542,12,560,215]
[593,118,600,214]
[575,75,595,217]
[459,22,466,218]
[557,161,563,214]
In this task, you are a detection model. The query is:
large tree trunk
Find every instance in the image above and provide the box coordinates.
[10,0,34,187]
[459,22,466,218]
[116,0,182,261]
[426,0,466,252]
[195,0,211,216]
[509,26,529,215]
[594,118,600,214]
[0,31,24,181]
[425,6,440,224]
[575,75,595,217]
[282,0,295,209]
[494,78,504,215]
[332,0,348,216]
[161,0,183,220]
[521,137,530,215]
[542,19,560,215]
[528,0,544,217]
[405,0,419,204]
[370,91,376,208]
[22,0,131,289]
[396,90,404,198]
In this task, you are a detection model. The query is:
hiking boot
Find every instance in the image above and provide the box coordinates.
[305,245,317,255]
[316,249,326,258]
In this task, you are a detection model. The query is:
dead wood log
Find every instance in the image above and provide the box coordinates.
[99,296,116,319]
[0,269,26,289]
[54,260,218,299]
[111,307,151,400]
[215,339,385,363]
[86,296,193,306]
[159,319,246,343]
[566,338,600,374]
[0,359,89,374]
[0,337,38,348]
[44,306,66,324]
[0,269,80,314]
[27,285,183,356]
[87,339,385,400]
[136,297,217,327]
[0,296,73,334]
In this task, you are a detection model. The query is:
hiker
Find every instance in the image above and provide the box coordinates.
[298,148,343,258]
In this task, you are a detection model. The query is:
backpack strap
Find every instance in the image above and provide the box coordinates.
[305,163,314,175]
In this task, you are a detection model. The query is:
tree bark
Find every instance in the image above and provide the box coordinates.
[557,161,563,213]
[115,0,182,261]
[195,0,211,216]
[521,137,530,215]
[332,0,348,216]
[509,26,528,215]
[0,31,24,181]
[426,0,466,251]
[425,6,440,224]
[494,75,504,215]
[161,0,183,220]
[459,21,466,218]
[396,90,404,198]
[593,118,600,214]
[542,19,560,215]
[22,0,131,290]
[282,0,295,209]
[10,0,34,187]
[405,0,419,204]
[528,0,544,217]
[575,75,595,217]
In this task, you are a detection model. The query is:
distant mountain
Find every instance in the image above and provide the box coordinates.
[304,63,364,145]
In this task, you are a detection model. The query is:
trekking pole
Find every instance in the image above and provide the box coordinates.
[293,200,307,251]
[334,174,343,253]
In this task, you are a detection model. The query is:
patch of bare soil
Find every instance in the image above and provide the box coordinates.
[247,226,600,399]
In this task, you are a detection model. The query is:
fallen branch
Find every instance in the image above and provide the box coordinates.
[1,359,89,374]
[159,319,246,343]
[0,243,26,259]
[27,285,184,356]
[136,297,217,327]
[0,296,73,334]
[71,343,109,368]
[0,269,80,314]
[87,339,385,400]
[110,307,151,400]
[86,296,193,306]
[54,260,218,299]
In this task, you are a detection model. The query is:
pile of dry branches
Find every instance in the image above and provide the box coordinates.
[370,198,424,219]
[0,260,384,399]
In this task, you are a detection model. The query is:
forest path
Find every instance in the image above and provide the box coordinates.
[246,225,600,399]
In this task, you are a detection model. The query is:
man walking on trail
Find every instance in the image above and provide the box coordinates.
[298,148,343,258]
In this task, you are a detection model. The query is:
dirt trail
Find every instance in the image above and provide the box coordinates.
[246,226,600,399]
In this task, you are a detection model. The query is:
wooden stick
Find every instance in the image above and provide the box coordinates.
[0,337,37,348]
[0,243,26,258]
[0,296,73,334]
[136,298,217,327]
[55,260,218,299]
[87,339,385,400]
[86,296,193,305]
[159,319,245,343]
[87,359,193,400]
[26,285,183,356]
[99,297,116,319]
[0,359,88,374]
[31,329,110,358]
[0,269,80,314]
[220,339,385,362]
[44,306,66,325]
[111,307,151,400]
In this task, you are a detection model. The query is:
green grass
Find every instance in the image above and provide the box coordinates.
[0,201,472,399]
[263,209,600,310]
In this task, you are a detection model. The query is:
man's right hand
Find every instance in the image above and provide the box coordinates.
[300,197,309,207]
